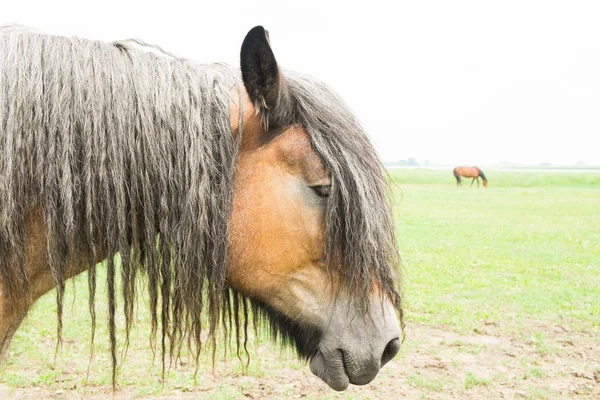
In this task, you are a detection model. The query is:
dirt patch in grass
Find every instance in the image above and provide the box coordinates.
[2,321,599,399]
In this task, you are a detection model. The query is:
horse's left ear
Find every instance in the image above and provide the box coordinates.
[240,26,292,130]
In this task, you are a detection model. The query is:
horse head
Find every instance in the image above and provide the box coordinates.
[226,26,402,391]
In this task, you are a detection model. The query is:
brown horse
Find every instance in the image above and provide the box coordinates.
[0,26,402,391]
[453,166,488,187]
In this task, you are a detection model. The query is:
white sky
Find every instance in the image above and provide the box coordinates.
[4,0,600,165]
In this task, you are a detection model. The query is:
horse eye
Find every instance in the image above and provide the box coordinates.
[310,185,331,198]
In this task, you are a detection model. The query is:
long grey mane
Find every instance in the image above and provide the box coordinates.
[0,26,239,382]
[0,27,402,384]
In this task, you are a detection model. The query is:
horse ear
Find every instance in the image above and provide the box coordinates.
[240,26,292,130]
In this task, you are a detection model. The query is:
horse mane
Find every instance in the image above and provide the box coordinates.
[0,27,402,383]
[0,27,239,382]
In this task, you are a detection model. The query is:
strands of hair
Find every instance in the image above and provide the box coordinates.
[0,26,402,385]
[286,73,402,315]
[0,26,239,384]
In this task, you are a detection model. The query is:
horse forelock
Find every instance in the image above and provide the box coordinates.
[285,72,403,318]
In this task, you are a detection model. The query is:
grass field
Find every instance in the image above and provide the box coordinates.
[1,169,599,399]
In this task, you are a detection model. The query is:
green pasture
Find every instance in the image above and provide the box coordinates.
[390,168,600,334]
[1,168,599,397]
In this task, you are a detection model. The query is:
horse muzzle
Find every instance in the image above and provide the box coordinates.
[308,298,401,391]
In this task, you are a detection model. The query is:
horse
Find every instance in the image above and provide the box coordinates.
[0,26,402,391]
[453,166,488,188]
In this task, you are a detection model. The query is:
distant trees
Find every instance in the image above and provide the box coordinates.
[387,157,421,167]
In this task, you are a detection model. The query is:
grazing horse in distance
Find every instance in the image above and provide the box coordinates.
[453,166,488,187]
[0,26,402,391]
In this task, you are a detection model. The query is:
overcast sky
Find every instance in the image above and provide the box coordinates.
[4,0,600,165]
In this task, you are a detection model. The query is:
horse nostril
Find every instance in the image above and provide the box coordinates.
[380,338,401,366]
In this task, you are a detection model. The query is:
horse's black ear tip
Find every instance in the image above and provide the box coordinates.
[244,26,269,45]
